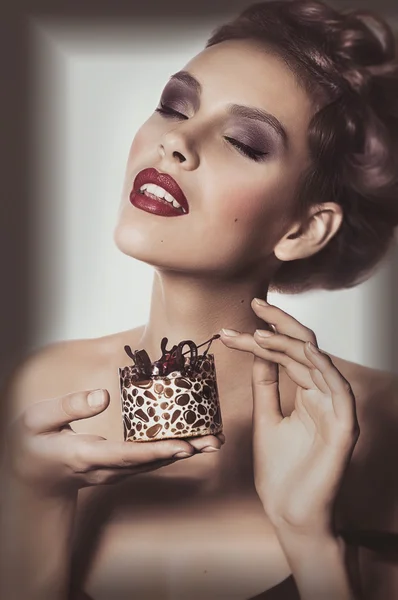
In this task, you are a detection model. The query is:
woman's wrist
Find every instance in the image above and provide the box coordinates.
[274,527,356,600]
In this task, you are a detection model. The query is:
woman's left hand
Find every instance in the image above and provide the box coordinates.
[220,298,360,538]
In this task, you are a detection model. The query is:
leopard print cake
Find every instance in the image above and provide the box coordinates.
[119,354,223,442]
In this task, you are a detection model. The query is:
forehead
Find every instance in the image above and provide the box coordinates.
[183,39,314,151]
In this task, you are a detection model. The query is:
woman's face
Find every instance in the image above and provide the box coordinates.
[114,38,314,279]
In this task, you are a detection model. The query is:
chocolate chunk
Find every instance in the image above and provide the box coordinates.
[175,377,192,389]
[136,396,145,407]
[192,418,205,428]
[198,404,207,415]
[135,379,153,388]
[176,422,184,430]
[154,416,160,422]
[144,390,157,401]
[192,392,203,403]
[135,408,149,423]
[164,387,174,399]
[171,409,181,424]
[148,407,156,417]
[202,385,211,399]
[147,424,162,438]
[214,406,221,426]
[175,393,190,406]
[162,412,170,420]
[160,402,169,410]
[154,383,164,394]
[183,410,196,425]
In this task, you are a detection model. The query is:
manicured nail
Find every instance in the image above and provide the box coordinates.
[221,328,240,336]
[88,389,105,407]
[307,341,320,353]
[254,297,268,306]
[255,329,274,337]
[202,446,219,453]
[173,451,193,459]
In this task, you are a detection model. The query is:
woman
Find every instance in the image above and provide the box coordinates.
[1,1,398,598]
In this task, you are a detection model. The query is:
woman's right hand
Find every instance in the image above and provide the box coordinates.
[4,388,218,496]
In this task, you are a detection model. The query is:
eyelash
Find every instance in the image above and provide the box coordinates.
[155,104,267,162]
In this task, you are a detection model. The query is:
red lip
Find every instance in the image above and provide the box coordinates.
[130,168,189,217]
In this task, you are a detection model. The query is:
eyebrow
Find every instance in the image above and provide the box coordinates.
[169,70,289,149]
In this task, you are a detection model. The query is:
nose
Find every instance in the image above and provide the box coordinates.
[158,128,199,170]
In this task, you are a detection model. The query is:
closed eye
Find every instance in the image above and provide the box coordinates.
[155,104,268,162]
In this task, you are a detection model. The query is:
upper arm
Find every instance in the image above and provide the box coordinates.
[335,371,398,534]
[358,544,398,599]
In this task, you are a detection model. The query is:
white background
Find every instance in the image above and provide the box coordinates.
[28,16,397,372]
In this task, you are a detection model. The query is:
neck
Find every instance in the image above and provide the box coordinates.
[136,270,269,392]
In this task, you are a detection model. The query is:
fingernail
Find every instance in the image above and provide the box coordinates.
[221,328,240,336]
[202,446,219,453]
[254,298,268,306]
[218,433,226,443]
[88,389,105,407]
[255,329,274,337]
[173,451,193,459]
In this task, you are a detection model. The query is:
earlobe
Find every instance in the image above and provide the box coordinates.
[273,203,344,262]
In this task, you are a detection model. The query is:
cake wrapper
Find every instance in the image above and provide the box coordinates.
[119,353,222,442]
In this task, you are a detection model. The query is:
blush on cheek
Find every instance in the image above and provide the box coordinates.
[223,190,264,226]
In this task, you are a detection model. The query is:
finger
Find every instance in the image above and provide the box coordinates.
[251,298,317,344]
[252,354,283,427]
[304,343,357,423]
[253,330,317,369]
[220,330,288,366]
[187,434,223,453]
[221,329,313,390]
[84,459,177,486]
[78,438,196,469]
[220,329,283,425]
[308,367,330,395]
[22,389,110,434]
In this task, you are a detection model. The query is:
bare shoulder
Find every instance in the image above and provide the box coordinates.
[1,326,145,424]
[330,354,398,533]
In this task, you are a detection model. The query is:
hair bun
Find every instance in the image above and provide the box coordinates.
[339,10,396,67]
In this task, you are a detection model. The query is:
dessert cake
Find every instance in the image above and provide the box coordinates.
[119,335,223,442]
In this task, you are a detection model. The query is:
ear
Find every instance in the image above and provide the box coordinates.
[273,202,344,261]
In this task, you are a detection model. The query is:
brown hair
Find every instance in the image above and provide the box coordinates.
[206,0,398,293]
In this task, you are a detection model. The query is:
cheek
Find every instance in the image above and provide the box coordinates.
[214,182,279,230]
[127,126,150,165]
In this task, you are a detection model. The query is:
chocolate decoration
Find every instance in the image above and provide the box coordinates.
[147,424,162,438]
[175,377,192,389]
[175,393,190,406]
[171,409,181,424]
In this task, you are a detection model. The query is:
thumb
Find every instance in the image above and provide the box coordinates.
[252,355,283,427]
[22,389,110,434]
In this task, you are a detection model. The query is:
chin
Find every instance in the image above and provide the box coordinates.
[113,207,256,276]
